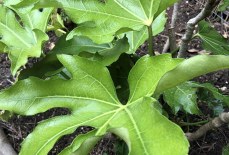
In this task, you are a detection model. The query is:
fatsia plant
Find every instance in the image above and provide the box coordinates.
[195,20,229,55]
[1,0,229,154]
[0,4,52,75]
[32,0,177,45]
[163,81,229,115]
[1,54,229,154]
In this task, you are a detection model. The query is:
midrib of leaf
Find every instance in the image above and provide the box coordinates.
[128,65,158,102]
[139,1,149,19]
[125,108,149,155]
[113,0,146,23]
[0,23,31,48]
[128,68,148,103]
[175,86,191,100]
[30,96,120,107]
[149,0,154,19]
[34,100,150,155]
[78,70,120,104]
[200,35,229,46]
[35,108,119,155]
[96,106,124,135]
[14,49,23,69]
[65,6,143,24]
[199,35,227,52]
[24,14,38,44]
[26,14,34,29]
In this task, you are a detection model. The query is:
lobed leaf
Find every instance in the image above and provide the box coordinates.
[155,55,229,95]
[191,82,229,106]
[0,54,189,155]
[128,54,183,103]
[59,130,102,155]
[34,0,178,43]
[164,81,229,115]
[18,8,53,32]
[0,5,49,75]
[163,82,200,114]
[196,20,229,55]
[4,0,40,13]
[19,36,129,79]
[83,37,129,66]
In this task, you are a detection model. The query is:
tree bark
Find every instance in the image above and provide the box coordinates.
[0,128,17,155]
[177,0,221,58]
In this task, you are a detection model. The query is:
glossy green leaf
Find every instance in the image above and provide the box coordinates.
[59,130,102,155]
[0,5,48,75]
[193,82,229,106]
[82,37,129,66]
[196,20,229,55]
[128,54,183,103]
[4,0,40,13]
[0,54,189,155]
[0,42,6,52]
[155,55,229,95]
[48,11,66,36]
[18,8,53,32]
[19,35,110,79]
[4,0,53,31]
[163,82,200,114]
[19,36,128,79]
[219,0,229,11]
[223,144,229,155]
[125,11,167,53]
[3,0,38,6]
[34,0,178,43]
[164,81,229,115]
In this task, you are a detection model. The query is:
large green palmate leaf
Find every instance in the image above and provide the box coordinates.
[155,55,229,95]
[0,5,49,75]
[19,36,129,79]
[18,8,53,32]
[1,54,229,154]
[3,0,40,13]
[3,0,53,31]
[59,130,102,155]
[196,20,229,55]
[34,0,178,43]
[0,54,189,155]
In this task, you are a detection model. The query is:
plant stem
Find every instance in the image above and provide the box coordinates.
[177,0,221,58]
[147,25,154,56]
[180,120,209,126]
[163,2,179,54]
[186,112,229,141]
[0,128,17,155]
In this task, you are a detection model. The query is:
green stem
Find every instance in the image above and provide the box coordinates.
[180,120,209,126]
[147,25,154,56]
